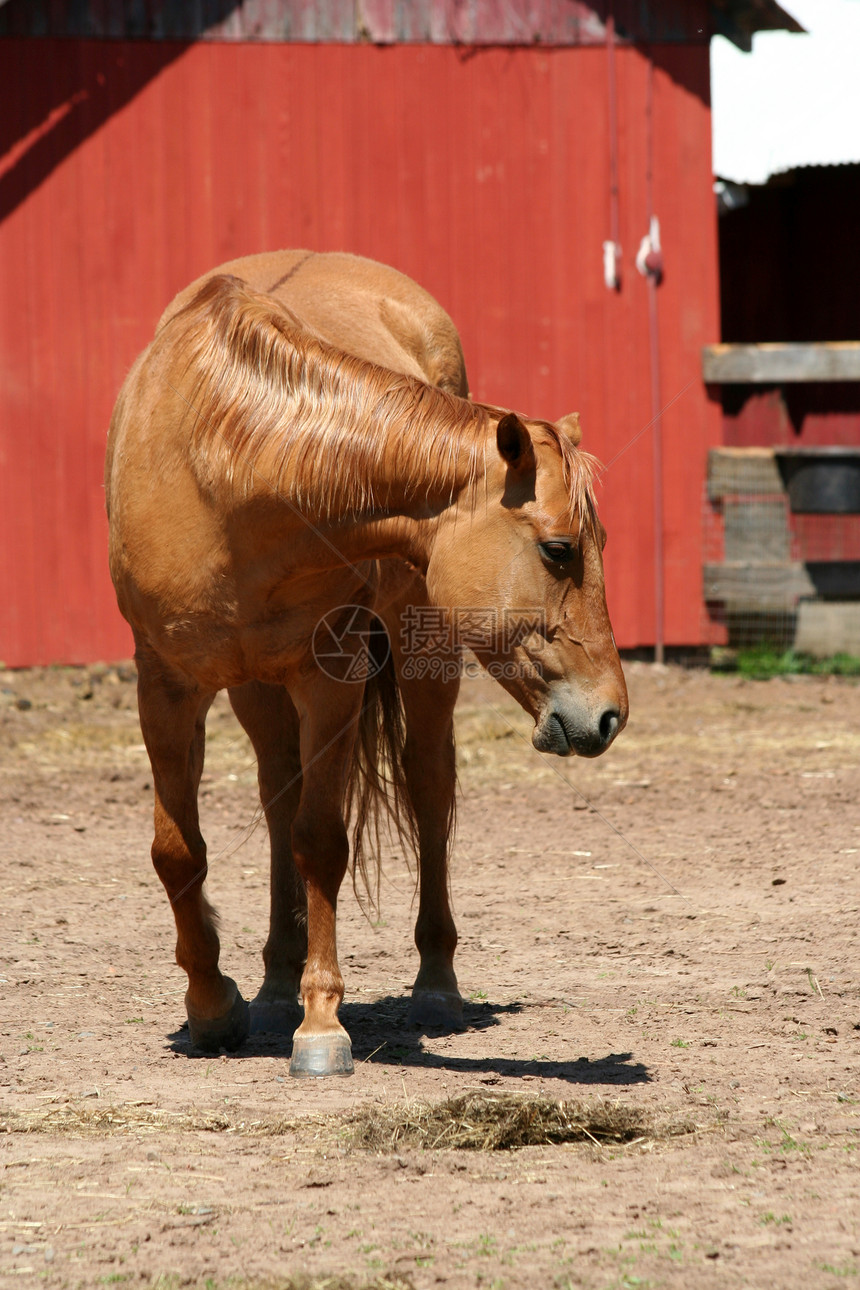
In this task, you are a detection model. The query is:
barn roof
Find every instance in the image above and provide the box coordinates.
[0,0,802,48]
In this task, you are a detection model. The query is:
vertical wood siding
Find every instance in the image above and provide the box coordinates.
[0,38,720,664]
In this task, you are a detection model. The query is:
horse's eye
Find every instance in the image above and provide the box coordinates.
[539,540,574,564]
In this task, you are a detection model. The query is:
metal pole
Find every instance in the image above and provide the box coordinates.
[644,55,665,665]
[606,14,622,290]
[648,271,665,665]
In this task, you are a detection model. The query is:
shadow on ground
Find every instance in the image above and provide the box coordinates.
[166,995,651,1086]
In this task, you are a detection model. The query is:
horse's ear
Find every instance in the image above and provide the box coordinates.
[555,412,582,447]
[496,413,536,473]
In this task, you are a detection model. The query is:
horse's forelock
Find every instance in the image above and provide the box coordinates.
[533,422,601,532]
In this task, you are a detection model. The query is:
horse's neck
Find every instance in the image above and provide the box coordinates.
[174,279,490,554]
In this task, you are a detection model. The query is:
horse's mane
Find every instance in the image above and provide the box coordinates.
[161,274,598,525]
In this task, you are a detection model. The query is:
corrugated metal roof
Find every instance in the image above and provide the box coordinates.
[0,0,801,44]
[712,0,860,184]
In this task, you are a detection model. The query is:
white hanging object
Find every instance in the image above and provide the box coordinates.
[636,215,664,282]
[602,239,622,290]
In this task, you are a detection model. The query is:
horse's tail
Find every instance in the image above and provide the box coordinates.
[346,619,423,909]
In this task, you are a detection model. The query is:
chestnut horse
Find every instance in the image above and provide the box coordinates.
[106,251,628,1078]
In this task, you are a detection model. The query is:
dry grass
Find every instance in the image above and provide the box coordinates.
[340,1091,669,1152]
[235,1279,414,1290]
[286,1280,413,1290]
[0,1103,235,1135]
[148,1277,414,1290]
[0,1092,692,1154]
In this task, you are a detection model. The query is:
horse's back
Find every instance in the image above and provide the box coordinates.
[158,250,469,396]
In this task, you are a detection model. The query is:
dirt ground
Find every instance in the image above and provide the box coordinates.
[1,659,859,1289]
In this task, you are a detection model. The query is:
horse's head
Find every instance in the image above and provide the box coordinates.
[426,409,628,757]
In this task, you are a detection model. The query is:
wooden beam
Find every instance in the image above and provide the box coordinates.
[702,342,860,384]
[705,561,860,609]
[703,562,814,610]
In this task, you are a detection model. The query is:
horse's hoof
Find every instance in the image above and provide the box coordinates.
[408,989,465,1032]
[187,981,250,1053]
[249,996,302,1036]
[289,1031,354,1078]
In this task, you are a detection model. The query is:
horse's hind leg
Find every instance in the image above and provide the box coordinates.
[136,648,249,1052]
[286,670,366,1078]
[228,681,306,1035]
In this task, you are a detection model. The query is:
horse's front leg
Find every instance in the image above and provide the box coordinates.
[402,667,462,1028]
[287,675,362,1078]
[136,647,250,1053]
[399,665,463,1029]
[379,581,463,1031]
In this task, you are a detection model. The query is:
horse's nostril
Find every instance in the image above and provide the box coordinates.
[599,708,620,744]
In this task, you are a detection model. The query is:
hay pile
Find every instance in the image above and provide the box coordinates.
[2,1092,690,1154]
[343,1091,655,1153]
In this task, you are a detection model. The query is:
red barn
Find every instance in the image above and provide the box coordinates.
[0,0,798,665]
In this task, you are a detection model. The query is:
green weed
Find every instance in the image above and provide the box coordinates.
[727,647,860,680]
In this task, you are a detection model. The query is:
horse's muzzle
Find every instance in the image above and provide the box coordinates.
[532,701,624,758]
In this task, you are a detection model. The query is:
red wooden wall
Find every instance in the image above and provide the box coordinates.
[0,38,720,665]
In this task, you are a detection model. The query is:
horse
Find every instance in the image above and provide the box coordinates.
[105,250,628,1078]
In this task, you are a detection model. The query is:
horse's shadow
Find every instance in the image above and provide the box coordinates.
[167,994,651,1086]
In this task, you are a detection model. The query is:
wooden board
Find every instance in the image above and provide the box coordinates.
[702,343,860,384]
[722,500,791,563]
[795,602,860,658]
[705,561,860,609]
[703,562,814,610]
[707,447,783,500]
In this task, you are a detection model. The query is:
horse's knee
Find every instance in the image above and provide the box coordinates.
[150,825,207,890]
